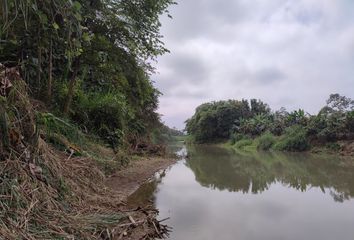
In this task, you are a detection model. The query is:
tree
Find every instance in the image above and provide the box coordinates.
[185,100,251,143]
[0,0,176,148]
[326,93,354,112]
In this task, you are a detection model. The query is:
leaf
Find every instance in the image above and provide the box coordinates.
[52,22,59,30]
[82,32,91,42]
[74,13,82,21]
[38,12,48,25]
[73,1,82,11]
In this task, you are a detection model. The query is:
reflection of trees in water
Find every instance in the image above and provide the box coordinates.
[185,145,354,202]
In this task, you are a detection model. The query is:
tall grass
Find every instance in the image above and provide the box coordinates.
[234,139,253,149]
[274,125,310,151]
[256,132,275,150]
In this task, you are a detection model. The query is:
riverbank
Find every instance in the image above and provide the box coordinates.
[105,156,177,239]
[0,65,181,239]
[106,156,177,199]
[0,135,177,239]
[218,137,354,157]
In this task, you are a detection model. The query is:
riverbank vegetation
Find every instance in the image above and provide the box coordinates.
[0,0,178,238]
[185,95,354,154]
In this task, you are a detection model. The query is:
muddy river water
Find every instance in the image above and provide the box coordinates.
[128,144,354,240]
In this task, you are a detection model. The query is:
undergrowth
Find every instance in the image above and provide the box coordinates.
[0,66,131,239]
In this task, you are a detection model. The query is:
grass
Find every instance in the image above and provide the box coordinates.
[234,139,254,150]
[273,126,310,151]
[173,135,188,142]
[256,132,276,150]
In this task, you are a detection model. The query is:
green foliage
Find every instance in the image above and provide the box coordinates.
[230,133,246,145]
[250,99,271,116]
[325,142,341,152]
[286,109,308,126]
[1,0,176,150]
[36,112,84,150]
[346,111,354,133]
[151,124,184,145]
[307,108,348,142]
[234,139,253,149]
[238,113,272,136]
[256,132,275,151]
[274,126,310,152]
[188,94,353,152]
[72,91,127,146]
[186,99,257,143]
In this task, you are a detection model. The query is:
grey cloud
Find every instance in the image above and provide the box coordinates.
[162,0,248,42]
[253,68,286,85]
[154,52,209,94]
[228,67,285,86]
[155,0,354,129]
[168,54,208,82]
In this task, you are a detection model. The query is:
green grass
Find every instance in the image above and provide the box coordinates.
[256,132,276,150]
[234,139,253,149]
[173,135,188,142]
[273,126,310,152]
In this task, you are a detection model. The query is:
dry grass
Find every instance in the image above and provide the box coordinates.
[0,65,170,239]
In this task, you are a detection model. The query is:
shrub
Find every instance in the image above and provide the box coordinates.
[325,142,341,152]
[274,125,310,151]
[72,91,128,148]
[257,132,275,150]
[234,139,253,149]
[37,112,85,151]
[230,133,247,145]
[346,111,354,133]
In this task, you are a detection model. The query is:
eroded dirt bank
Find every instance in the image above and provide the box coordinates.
[106,157,177,199]
[104,156,178,240]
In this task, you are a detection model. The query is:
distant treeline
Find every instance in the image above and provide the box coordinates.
[185,94,354,151]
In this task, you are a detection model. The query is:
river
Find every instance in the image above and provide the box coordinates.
[128,144,354,240]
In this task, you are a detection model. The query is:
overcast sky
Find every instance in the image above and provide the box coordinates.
[152,0,354,129]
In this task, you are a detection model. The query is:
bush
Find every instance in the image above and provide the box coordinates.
[37,112,85,151]
[234,139,253,149]
[230,133,247,145]
[325,142,341,152]
[346,111,354,133]
[257,132,275,150]
[274,125,310,151]
[72,91,128,148]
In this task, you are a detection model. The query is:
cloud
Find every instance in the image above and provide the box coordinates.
[154,0,354,129]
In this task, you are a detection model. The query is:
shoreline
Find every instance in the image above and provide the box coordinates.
[216,140,354,158]
[106,156,178,201]
[104,155,178,240]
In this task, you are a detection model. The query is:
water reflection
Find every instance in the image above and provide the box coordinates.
[129,144,354,240]
[186,145,354,202]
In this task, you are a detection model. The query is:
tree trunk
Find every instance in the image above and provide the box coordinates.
[47,38,53,105]
[63,58,80,117]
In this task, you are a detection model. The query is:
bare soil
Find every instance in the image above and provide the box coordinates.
[104,156,177,239]
[106,156,177,201]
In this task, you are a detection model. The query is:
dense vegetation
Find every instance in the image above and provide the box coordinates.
[186,94,354,152]
[1,0,176,151]
[0,1,177,238]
